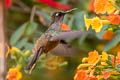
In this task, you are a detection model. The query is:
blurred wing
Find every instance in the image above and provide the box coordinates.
[49,43,84,56]
[50,30,90,41]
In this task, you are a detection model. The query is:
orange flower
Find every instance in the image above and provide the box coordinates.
[94,0,116,14]
[61,24,70,31]
[103,30,114,40]
[74,70,87,80]
[7,66,22,80]
[94,0,108,14]
[103,71,112,80]
[88,50,99,64]
[107,13,120,25]
[90,0,95,11]
[74,70,98,80]
[84,76,98,80]
[46,57,57,69]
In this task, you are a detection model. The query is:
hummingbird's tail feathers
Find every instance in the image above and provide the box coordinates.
[25,47,43,74]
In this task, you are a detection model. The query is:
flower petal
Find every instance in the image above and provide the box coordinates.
[103,30,114,40]
[84,15,92,31]
[88,50,99,64]
[91,17,103,32]
[61,24,70,31]
[94,0,108,14]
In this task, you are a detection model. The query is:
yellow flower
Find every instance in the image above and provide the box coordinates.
[106,2,116,14]
[91,17,103,32]
[102,52,108,61]
[82,57,88,63]
[100,52,108,65]
[101,62,108,66]
[24,50,31,57]
[84,15,112,32]
[77,64,91,69]
[84,15,92,31]
[7,66,22,80]
[84,15,103,32]
[101,20,111,24]
[10,47,21,54]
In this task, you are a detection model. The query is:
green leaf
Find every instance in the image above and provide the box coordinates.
[74,11,87,30]
[104,69,114,72]
[23,42,34,51]
[104,35,120,51]
[10,22,28,46]
[107,56,113,65]
[25,22,38,36]
[68,16,74,29]
[15,37,28,49]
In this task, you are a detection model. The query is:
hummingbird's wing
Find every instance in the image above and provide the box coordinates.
[49,42,86,56]
[50,30,90,41]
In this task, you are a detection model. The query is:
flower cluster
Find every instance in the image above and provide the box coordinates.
[45,55,68,70]
[6,46,67,80]
[6,47,31,80]
[74,50,120,80]
[7,66,22,80]
[85,0,120,32]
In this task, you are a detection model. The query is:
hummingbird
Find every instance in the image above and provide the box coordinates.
[26,8,89,74]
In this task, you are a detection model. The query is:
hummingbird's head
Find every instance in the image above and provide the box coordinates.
[51,12,66,23]
[51,8,77,23]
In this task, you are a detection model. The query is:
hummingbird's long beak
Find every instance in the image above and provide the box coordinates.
[63,8,77,14]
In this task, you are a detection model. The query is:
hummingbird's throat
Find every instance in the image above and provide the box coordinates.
[50,21,62,31]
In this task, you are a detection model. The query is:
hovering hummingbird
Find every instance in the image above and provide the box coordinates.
[26,8,89,74]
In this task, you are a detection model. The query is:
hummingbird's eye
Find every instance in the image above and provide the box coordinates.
[55,13,59,16]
